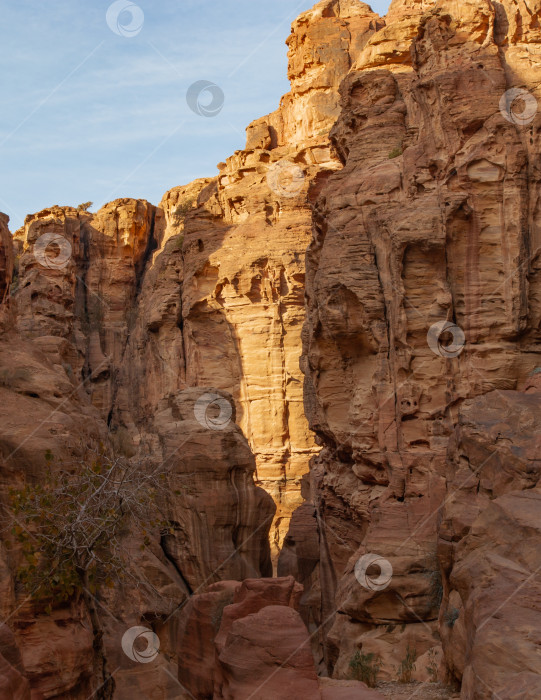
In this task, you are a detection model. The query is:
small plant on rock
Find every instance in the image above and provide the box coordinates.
[397,644,417,683]
[349,649,382,687]
[388,145,403,159]
[77,201,93,212]
[8,447,171,700]
[172,198,194,224]
[445,606,460,628]
[426,647,439,683]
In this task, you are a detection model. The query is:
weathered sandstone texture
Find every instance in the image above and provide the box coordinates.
[439,379,541,699]
[0,214,12,304]
[174,0,384,557]
[280,0,541,698]
[177,576,385,700]
[0,0,540,697]
[0,201,274,699]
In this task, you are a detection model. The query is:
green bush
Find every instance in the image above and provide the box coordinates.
[349,650,382,687]
[445,607,460,628]
[172,198,194,224]
[397,644,417,683]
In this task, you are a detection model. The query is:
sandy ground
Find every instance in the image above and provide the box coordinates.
[376,681,460,699]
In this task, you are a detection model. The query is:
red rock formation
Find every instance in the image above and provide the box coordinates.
[0,213,13,304]
[439,378,541,698]
[0,200,275,698]
[280,0,541,695]
[175,0,384,558]
[177,576,385,700]
[0,0,540,697]
[0,624,31,700]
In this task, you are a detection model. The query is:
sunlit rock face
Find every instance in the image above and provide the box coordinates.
[0,2,376,694]
[174,0,383,559]
[0,200,275,699]
[280,0,541,694]
[0,0,540,697]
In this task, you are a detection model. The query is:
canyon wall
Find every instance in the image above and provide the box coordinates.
[0,200,275,698]
[280,0,541,698]
[171,0,384,556]
[0,2,382,697]
[0,0,540,698]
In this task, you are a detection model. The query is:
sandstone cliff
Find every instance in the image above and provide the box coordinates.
[279,0,541,698]
[170,0,384,558]
[0,0,540,698]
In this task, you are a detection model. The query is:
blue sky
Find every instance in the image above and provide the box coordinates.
[0,0,391,231]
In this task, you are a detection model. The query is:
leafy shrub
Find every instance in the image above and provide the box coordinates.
[397,644,417,683]
[9,448,168,603]
[8,447,171,699]
[388,146,403,159]
[172,198,194,224]
[349,650,382,687]
[77,201,93,211]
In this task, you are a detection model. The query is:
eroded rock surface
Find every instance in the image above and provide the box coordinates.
[0,200,274,699]
[176,0,384,557]
[280,0,541,696]
[177,576,385,700]
[440,380,541,699]
[1,0,540,697]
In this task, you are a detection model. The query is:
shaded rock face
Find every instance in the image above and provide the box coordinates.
[440,384,541,699]
[0,2,375,696]
[0,200,275,698]
[279,0,541,696]
[176,576,385,700]
[0,624,31,700]
[0,213,13,303]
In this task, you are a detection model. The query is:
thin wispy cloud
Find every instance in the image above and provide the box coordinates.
[0,0,391,230]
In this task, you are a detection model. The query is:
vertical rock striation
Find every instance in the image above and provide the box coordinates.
[174,0,384,557]
[1,0,541,697]
[281,0,541,695]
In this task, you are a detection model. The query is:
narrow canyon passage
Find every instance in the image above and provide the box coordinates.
[0,0,540,699]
